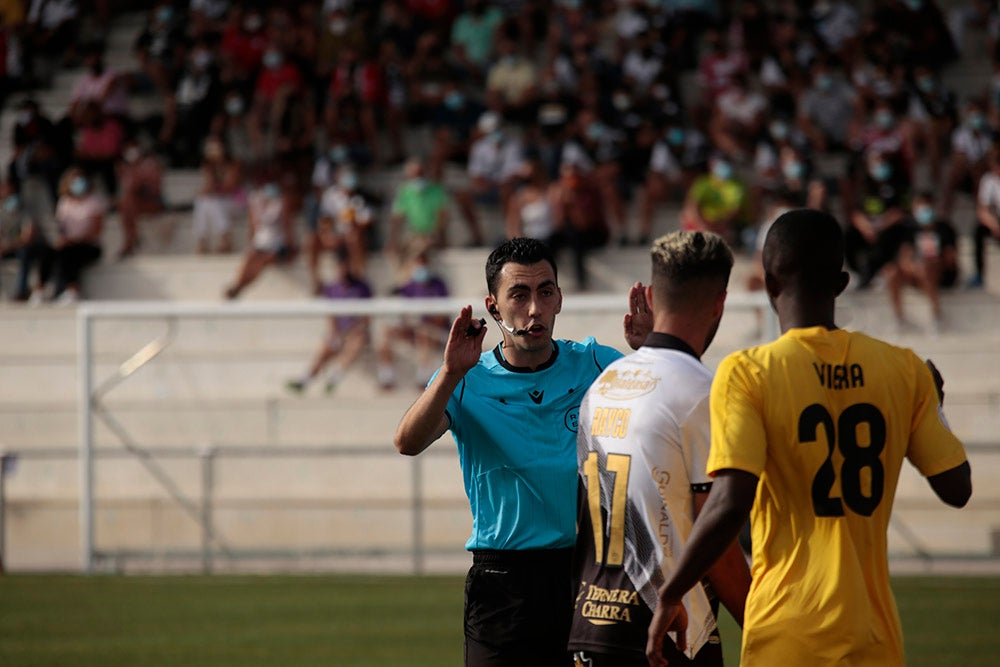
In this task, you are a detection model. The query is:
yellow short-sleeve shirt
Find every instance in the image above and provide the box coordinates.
[708,327,967,666]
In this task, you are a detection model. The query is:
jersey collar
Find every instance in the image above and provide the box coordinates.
[642,332,699,360]
[492,341,559,373]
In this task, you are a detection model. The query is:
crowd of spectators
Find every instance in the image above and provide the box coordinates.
[2,0,1000,320]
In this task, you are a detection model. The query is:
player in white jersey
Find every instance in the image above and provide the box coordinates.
[569,231,751,667]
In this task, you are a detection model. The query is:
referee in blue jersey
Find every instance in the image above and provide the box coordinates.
[395,238,651,666]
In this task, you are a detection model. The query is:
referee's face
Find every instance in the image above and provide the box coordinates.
[491,260,562,361]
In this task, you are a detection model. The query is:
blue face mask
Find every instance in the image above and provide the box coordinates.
[770,121,789,141]
[712,161,733,181]
[816,74,833,91]
[870,162,892,182]
[339,172,359,191]
[666,127,685,146]
[914,206,935,226]
[262,183,281,199]
[782,160,805,181]
[70,176,88,197]
[329,145,349,164]
[263,50,282,69]
[875,110,894,130]
[411,266,431,283]
[969,113,989,131]
[916,76,935,94]
[586,122,605,142]
[2,195,19,213]
[444,90,465,110]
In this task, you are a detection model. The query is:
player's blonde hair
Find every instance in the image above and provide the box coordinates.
[650,231,733,310]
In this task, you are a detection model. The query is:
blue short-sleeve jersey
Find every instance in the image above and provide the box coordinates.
[439,337,623,551]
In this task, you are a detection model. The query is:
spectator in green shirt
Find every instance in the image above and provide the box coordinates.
[388,157,451,257]
[450,0,505,79]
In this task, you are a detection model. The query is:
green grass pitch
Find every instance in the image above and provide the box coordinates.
[1,574,998,666]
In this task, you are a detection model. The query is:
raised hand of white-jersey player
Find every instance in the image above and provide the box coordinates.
[624,281,653,350]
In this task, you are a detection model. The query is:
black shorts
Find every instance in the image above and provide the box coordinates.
[572,635,723,667]
[464,548,575,667]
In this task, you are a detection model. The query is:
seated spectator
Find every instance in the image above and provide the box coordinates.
[450,0,505,81]
[680,153,750,248]
[219,5,267,83]
[906,64,958,183]
[376,244,450,390]
[193,136,243,254]
[52,168,105,302]
[286,247,372,394]
[317,165,376,287]
[455,111,521,247]
[505,158,557,245]
[133,2,186,99]
[0,180,55,302]
[810,0,862,63]
[637,118,709,245]
[752,115,814,193]
[160,40,222,167]
[696,26,748,110]
[485,28,539,126]
[426,79,485,179]
[972,141,1000,288]
[885,191,958,331]
[8,98,69,208]
[851,98,915,181]
[845,149,912,288]
[798,59,860,154]
[223,175,300,299]
[387,157,451,256]
[69,45,130,127]
[249,45,304,164]
[23,0,81,84]
[116,140,165,259]
[559,108,627,244]
[549,160,608,291]
[74,101,125,198]
[942,98,994,218]
[709,71,768,162]
[325,45,381,166]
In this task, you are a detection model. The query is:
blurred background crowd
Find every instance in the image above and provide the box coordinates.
[1,0,999,333]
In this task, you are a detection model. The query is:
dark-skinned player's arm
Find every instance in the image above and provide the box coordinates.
[692,488,752,627]
[647,469,758,667]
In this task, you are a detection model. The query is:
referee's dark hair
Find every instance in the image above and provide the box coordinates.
[762,208,846,296]
[486,237,558,295]
[650,230,733,311]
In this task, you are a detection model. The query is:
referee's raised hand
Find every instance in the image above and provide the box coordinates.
[443,305,487,376]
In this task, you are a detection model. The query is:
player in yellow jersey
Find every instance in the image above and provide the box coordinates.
[646,208,972,666]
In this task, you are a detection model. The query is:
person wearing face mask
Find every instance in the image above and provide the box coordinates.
[752,116,814,193]
[376,243,452,390]
[250,44,303,162]
[906,65,957,183]
[134,1,186,99]
[638,119,709,246]
[709,71,767,163]
[485,33,540,126]
[51,168,106,303]
[115,141,164,259]
[455,112,521,248]
[941,98,995,219]
[317,165,375,284]
[798,59,860,155]
[223,175,300,299]
[680,154,749,248]
[0,180,56,302]
[845,149,911,289]
[193,136,243,254]
[69,46,129,125]
[286,244,373,395]
[450,0,505,79]
[387,156,451,257]
[160,40,221,168]
[884,191,958,332]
